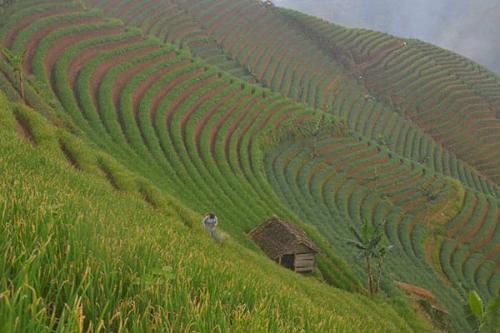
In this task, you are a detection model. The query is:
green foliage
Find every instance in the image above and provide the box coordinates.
[260,111,347,152]
[0,47,26,100]
[469,290,484,319]
[468,291,500,333]
[344,219,394,295]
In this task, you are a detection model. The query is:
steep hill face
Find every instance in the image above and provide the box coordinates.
[0,0,498,332]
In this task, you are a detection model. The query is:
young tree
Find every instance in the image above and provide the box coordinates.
[344,219,393,295]
[0,47,27,102]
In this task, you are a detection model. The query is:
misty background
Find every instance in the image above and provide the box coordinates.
[274,0,500,75]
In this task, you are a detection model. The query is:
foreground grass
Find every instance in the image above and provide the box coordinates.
[0,95,416,332]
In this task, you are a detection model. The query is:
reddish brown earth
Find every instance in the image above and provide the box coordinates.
[395,282,447,313]
[143,10,170,34]
[216,14,249,45]
[112,52,177,108]
[102,0,124,13]
[356,42,405,73]
[89,44,158,109]
[132,58,190,111]
[323,144,366,166]
[169,26,204,42]
[123,0,162,25]
[46,26,126,88]
[204,1,246,35]
[223,12,264,53]
[221,97,261,162]
[148,67,205,120]
[473,209,499,250]
[193,1,228,27]
[193,89,240,160]
[59,141,79,169]
[23,17,104,74]
[2,8,79,48]
[208,94,252,157]
[257,39,292,83]
[380,171,422,193]
[68,36,143,86]
[240,43,260,68]
[165,76,217,129]
[179,83,229,141]
[484,244,500,260]
[350,155,390,177]
[449,196,477,237]
[457,202,489,245]
[113,0,141,19]
[15,118,32,142]
[238,103,290,172]
[250,27,286,71]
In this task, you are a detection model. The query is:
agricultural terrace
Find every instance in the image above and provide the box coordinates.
[91,0,500,198]
[276,9,500,185]
[0,1,498,332]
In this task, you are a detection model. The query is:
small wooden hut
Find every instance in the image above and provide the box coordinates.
[249,217,320,273]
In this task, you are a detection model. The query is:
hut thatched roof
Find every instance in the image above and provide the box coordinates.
[249,217,320,259]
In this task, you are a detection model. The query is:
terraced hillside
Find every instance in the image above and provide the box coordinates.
[0,0,498,332]
[274,8,500,185]
[95,0,500,197]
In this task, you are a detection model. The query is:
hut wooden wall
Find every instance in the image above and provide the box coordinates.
[294,253,315,272]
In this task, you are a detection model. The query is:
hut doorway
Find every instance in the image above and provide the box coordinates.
[281,254,295,270]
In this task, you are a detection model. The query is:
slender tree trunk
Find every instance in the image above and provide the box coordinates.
[367,256,373,294]
[375,258,383,294]
[19,72,25,102]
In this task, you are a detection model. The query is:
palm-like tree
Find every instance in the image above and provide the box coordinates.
[345,220,393,295]
[0,47,27,102]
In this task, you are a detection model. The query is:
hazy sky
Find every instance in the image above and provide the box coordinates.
[274,0,500,75]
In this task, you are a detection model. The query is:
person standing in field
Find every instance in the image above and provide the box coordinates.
[202,212,218,239]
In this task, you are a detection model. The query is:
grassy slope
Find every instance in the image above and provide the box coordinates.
[0,94,422,332]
